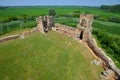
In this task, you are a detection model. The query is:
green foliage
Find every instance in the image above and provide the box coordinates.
[93,20,120,35]
[97,16,109,21]
[0,20,36,35]
[94,15,120,23]
[109,16,120,23]
[49,9,56,17]
[100,4,120,13]
[0,21,22,35]
[74,10,81,13]
[92,20,120,67]
[55,17,79,27]
[93,29,120,68]
[0,6,120,23]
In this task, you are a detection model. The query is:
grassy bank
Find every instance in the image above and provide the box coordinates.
[0,31,103,80]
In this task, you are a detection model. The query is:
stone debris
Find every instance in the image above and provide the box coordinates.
[91,59,100,66]
[0,34,20,43]
[100,69,115,80]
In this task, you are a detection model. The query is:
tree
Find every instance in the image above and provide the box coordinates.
[49,9,56,17]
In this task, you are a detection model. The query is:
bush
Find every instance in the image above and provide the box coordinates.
[49,9,56,17]
[0,20,36,35]
[100,4,120,13]
[93,29,120,65]
[94,15,120,23]
[97,16,109,21]
[109,17,120,23]
[74,10,81,13]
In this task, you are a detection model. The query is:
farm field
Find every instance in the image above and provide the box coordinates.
[93,20,120,35]
[0,6,120,17]
[0,31,103,80]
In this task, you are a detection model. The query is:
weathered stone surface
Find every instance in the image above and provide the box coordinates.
[36,16,45,33]
[100,69,115,80]
[54,23,76,38]
[36,16,54,33]
[43,16,54,32]
[76,14,94,42]
[91,59,100,66]
[0,35,20,42]
[20,31,31,39]
[87,38,120,79]
[20,15,55,39]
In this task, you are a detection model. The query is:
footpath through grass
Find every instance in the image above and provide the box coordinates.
[0,31,103,80]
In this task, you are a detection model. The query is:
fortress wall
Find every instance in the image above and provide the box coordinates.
[54,14,120,79]
[86,37,120,78]
[55,23,77,38]
[0,35,20,43]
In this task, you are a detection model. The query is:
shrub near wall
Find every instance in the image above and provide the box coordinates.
[93,29,120,67]
[0,20,36,35]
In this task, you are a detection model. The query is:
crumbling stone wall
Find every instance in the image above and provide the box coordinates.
[30,15,54,34]
[0,35,20,43]
[20,15,54,39]
[55,23,76,39]
[43,16,54,32]
[76,14,94,41]
[87,37,120,79]
[53,14,120,79]
[54,14,94,41]
[36,16,45,33]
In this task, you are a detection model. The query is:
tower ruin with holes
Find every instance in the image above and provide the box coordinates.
[36,16,54,33]
[76,14,94,41]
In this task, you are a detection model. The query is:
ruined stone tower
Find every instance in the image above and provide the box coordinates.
[76,14,94,41]
[36,16,54,33]
[36,16,44,33]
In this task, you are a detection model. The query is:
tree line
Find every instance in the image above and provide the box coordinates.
[100,4,120,13]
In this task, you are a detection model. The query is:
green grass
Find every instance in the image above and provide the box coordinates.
[0,31,103,80]
[55,17,79,27]
[93,20,120,35]
[0,6,120,17]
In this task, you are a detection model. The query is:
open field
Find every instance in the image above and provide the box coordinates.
[93,20,120,35]
[0,6,120,17]
[0,31,103,80]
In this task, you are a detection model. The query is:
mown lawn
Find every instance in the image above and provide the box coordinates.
[0,31,103,80]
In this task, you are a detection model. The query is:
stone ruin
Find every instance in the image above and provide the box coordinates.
[20,15,54,39]
[53,14,120,80]
[0,15,55,41]
[34,15,54,33]
[0,13,120,80]
[54,23,76,38]
[54,14,94,42]
[76,14,93,41]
